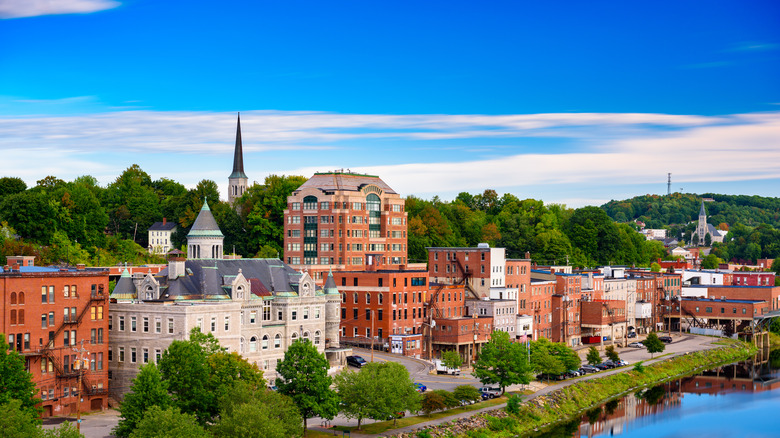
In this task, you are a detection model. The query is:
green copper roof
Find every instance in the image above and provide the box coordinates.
[187,201,224,238]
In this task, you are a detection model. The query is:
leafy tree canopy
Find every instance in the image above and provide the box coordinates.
[473,330,532,393]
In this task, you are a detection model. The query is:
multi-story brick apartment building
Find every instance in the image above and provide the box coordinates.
[109,202,344,399]
[430,314,492,367]
[581,299,628,345]
[427,244,506,298]
[465,298,517,335]
[531,269,584,347]
[526,278,555,340]
[283,171,409,283]
[333,268,428,356]
[1,257,109,417]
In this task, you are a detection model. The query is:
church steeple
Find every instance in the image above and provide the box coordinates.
[228,113,249,205]
[699,200,706,218]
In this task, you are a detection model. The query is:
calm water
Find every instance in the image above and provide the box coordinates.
[537,350,780,438]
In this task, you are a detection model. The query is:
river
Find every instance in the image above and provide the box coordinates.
[535,350,780,438]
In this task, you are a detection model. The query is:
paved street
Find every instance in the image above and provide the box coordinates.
[45,332,712,438]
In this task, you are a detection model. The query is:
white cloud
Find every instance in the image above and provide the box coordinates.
[0,0,119,19]
[0,109,778,207]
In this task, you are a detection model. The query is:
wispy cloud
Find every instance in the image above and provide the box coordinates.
[0,0,119,19]
[0,109,777,206]
[727,42,779,52]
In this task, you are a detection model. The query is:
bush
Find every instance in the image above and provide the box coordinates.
[633,361,645,373]
[432,389,459,409]
[506,394,522,415]
[421,392,446,415]
[487,416,517,431]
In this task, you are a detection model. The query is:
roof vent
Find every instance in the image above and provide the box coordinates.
[477,243,490,249]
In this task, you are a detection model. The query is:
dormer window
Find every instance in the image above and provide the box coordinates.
[144,286,155,300]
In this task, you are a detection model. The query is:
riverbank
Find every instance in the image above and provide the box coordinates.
[398,340,756,438]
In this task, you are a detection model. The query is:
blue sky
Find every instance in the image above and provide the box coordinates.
[1,0,779,206]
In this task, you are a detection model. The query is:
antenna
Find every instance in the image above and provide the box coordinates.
[667,173,671,195]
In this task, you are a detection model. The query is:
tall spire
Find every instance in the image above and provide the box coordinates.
[699,200,706,218]
[230,113,247,179]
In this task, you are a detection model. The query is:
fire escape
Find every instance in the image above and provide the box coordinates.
[423,256,473,359]
[32,285,108,397]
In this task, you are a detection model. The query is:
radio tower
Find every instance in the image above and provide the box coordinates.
[667,173,671,195]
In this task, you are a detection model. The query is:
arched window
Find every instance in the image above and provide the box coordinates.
[10,309,16,324]
[18,310,24,325]
[274,334,281,348]
[341,292,346,303]
[145,286,154,300]
[236,285,244,300]
[239,337,245,353]
[367,193,381,237]
[314,331,321,345]
[353,292,358,304]
[303,331,310,342]
[378,293,383,304]
[262,335,269,350]
[249,336,257,352]
[366,293,371,304]
[10,292,16,305]
[291,332,299,342]
[303,195,318,210]
[18,292,24,304]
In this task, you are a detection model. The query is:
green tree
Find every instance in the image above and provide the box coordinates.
[644,333,665,358]
[335,362,421,429]
[114,363,172,437]
[605,345,620,362]
[440,350,463,370]
[0,335,40,419]
[42,421,84,438]
[473,331,532,394]
[0,177,27,199]
[431,389,459,409]
[421,391,446,415]
[586,346,601,366]
[213,382,303,438]
[452,385,482,404]
[129,406,208,438]
[701,254,721,269]
[506,394,523,415]
[0,399,42,438]
[276,339,339,433]
[771,257,780,276]
[650,262,662,272]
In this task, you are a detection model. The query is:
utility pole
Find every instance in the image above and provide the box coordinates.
[370,310,375,363]
[73,339,90,432]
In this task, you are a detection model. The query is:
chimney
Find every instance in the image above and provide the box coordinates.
[163,217,167,225]
[169,259,185,280]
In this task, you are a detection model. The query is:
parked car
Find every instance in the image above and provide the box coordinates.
[566,369,582,378]
[346,355,367,368]
[628,342,645,348]
[659,335,673,344]
[580,365,600,373]
[601,361,617,369]
[594,363,609,371]
[627,331,637,338]
[479,386,502,399]
[414,383,427,393]
[617,360,630,367]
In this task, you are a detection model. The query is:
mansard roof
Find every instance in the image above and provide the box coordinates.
[152,259,312,301]
[187,201,224,238]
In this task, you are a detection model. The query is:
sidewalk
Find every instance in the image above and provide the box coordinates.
[309,333,714,437]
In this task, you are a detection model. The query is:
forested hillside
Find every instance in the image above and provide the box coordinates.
[2,168,672,268]
[601,193,780,262]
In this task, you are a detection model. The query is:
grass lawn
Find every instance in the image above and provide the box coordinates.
[321,396,508,435]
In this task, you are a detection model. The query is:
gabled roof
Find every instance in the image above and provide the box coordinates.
[149,221,177,231]
[187,201,224,238]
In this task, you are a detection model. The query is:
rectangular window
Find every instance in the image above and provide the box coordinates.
[155,318,162,333]
[97,352,103,370]
[131,347,137,363]
[91,306,96,320]
[168,318,174,334]
[250,311,257,324]
[64,330,70,347]
[49,286,55,303]
[210,317,216,332]
[155,349,162,363]
[278,311,283,320]
[353,308,358,320]
[119,347,125,362]
[224,316,230,331]
[98,328,104,344]
[292,310,297,321]
[143,348,149,363]
[119,316,125,331]
[41,286,47,303]
[48,311,54,327]
[131,316,137,332]
[64,285,70,298]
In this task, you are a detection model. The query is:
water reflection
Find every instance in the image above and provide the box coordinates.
[535,350,780,438]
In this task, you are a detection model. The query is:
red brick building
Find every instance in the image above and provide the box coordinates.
[333,269,428,355]
[427,245,506,297]
[702,285,780,313]
[581,299,628,344]
[731,271,775,287]
[527,278,555,340]
[283,171,408,283]
[1,260,110,418]
[430,315,492,366]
